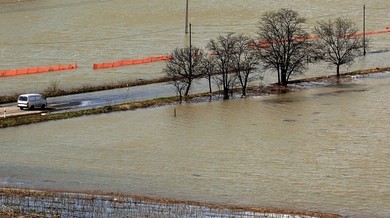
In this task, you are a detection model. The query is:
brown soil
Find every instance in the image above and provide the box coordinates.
[0,187,342,218]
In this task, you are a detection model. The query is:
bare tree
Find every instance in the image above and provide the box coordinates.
[199,53,217,95]
[233,34,261,97]
[257,8,314,86]
[207,33,239,100]
[163,47,204,103]
[313,17,365,77]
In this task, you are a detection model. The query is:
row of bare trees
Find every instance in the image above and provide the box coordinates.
[163,8,366,102]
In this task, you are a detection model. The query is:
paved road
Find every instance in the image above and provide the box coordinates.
[0,82,178,117]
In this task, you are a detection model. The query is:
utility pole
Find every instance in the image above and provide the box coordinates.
[189,23,192,76]
[185,0,189,34]
[363,5,366,56]
[189,23,192,49]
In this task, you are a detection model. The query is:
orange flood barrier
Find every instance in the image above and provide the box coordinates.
[93,55,172,70]
[0,63,77,77]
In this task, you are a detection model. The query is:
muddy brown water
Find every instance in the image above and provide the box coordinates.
[0,0,390,95]
[1,1,390,217]
[1,72,390,218]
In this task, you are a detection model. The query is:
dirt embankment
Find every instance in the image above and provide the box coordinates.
[0,187,342,218]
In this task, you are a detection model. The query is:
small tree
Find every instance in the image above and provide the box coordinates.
[199,53,217,95]
[233,34,260,97]
[257,8,314,86]
[166,73,187,103]
[163,47,204,103]
[313,17,365,77]
[207,33,239,99]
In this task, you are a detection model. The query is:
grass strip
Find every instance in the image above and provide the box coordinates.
[0,96,179,128]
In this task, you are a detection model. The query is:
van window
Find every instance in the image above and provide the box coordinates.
[19,96,27,101]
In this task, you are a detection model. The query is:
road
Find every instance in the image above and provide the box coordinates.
[0,82,178,118]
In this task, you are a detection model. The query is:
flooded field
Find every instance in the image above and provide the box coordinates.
[0,0,390,94]
[1,72,390,217]
[1,1,390,217]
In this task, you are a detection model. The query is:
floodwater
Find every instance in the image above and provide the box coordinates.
[0,0,390,95]
[1,73,390,218]
[1,1,390,218]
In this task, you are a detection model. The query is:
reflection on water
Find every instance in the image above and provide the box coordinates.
[1,74,390,218]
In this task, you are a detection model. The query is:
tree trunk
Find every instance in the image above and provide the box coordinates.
[336,64,340,77]
[280,71,288,86]
[184,80,191,96]
[179,92,183,103]
[208,75,212,93]
[223,87,230,100]
[242,85,247,97]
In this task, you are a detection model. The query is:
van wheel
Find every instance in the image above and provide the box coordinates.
[41,104,46,109]
[19,107,24,110]
[30,105,34,110]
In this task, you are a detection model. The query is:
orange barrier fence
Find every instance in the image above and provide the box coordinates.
[93,55,172,70]
[2,27,390,75]
[0,63,78,77]
[354,28,390,37]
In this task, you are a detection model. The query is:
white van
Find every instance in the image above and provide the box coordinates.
[17,94,47,110]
